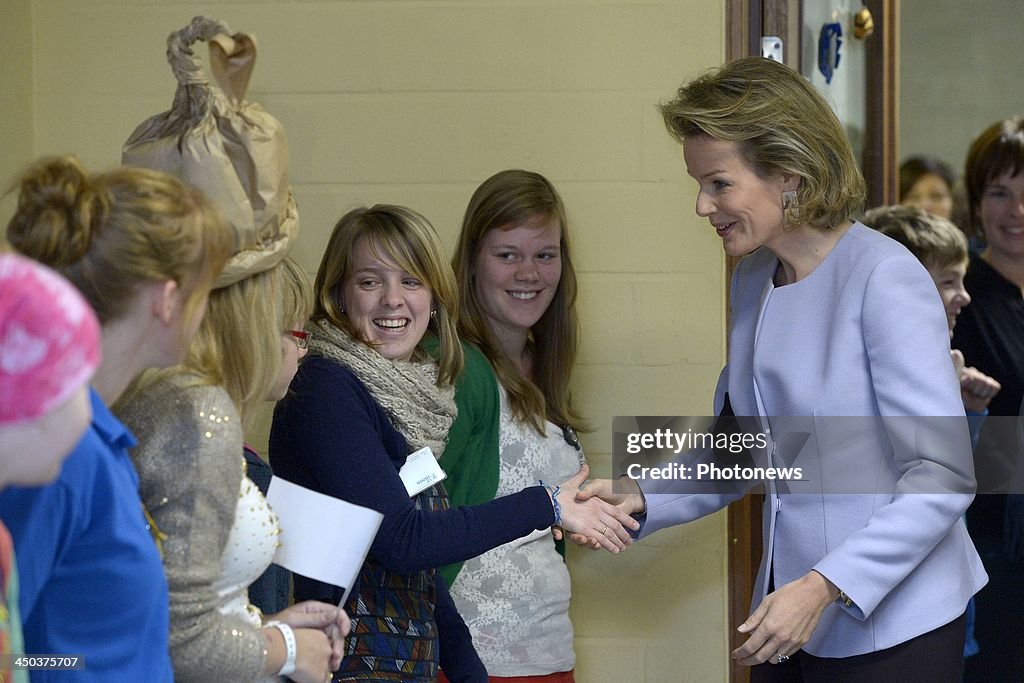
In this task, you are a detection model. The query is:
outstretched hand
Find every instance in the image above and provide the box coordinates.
[555,477,647,549]
[549,464,640,553]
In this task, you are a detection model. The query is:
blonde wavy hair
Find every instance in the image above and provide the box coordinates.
[281,257,314,331]
[125,258,311,430]
[660,57,866,230]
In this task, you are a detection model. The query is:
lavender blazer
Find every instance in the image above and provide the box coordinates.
[640,223,987,657]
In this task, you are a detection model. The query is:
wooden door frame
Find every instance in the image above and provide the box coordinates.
[724,7,762,683]
[863,0,900,208]
[723,3,898,682]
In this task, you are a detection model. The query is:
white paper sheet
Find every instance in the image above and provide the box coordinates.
[266,476,383,606]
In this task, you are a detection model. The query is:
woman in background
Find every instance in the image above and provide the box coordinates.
[950,116,1024,681]
[899,155,957,221]
[440,169,585,682]
[0,155,234,681]
[118,257,348,683]
[954,117,1024,459]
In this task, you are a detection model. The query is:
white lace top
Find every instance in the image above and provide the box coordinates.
[449,388,585,676]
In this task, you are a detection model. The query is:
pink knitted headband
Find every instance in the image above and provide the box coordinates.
[0,253,101,424]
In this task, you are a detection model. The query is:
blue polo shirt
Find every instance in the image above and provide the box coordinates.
[0,389,172,681]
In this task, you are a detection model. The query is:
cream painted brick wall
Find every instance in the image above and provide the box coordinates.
[900,0,1024,172]
[570,513,727,682]
[0,0,33,223]
[13,1,730,680]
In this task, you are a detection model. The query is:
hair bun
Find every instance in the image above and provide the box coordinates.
[7,156,107,268]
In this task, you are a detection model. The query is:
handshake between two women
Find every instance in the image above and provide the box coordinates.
[551,469,645,553]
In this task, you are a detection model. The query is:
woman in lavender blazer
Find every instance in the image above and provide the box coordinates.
[580,57,987,682]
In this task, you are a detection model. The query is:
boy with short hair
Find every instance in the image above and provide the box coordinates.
[864,205,1000,415]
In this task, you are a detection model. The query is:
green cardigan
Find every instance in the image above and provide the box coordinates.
[422,339,501,585]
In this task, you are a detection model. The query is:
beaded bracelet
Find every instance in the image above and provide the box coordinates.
[539,480,562,526]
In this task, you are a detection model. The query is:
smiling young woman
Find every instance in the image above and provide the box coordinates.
[441,170,587,682]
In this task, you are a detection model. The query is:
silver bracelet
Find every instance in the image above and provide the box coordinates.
[266,621,297,677]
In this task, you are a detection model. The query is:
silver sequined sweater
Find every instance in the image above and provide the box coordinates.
[117,376,267,682]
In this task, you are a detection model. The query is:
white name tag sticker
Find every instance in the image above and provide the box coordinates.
[398,446,447,497]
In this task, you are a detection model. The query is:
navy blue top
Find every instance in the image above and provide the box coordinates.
[953,253,1024,532]
[954,253,1024,419]
[0,389,172,682]
[269,356,553,679]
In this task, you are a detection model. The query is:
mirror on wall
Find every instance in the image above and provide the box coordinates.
[792,0,893,206]
[801,0,868,164]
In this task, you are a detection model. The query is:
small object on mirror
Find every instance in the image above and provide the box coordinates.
[853,8,875,40]
[818,22,843,84]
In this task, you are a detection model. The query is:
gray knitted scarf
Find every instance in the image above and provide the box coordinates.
[309,319,456,459]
